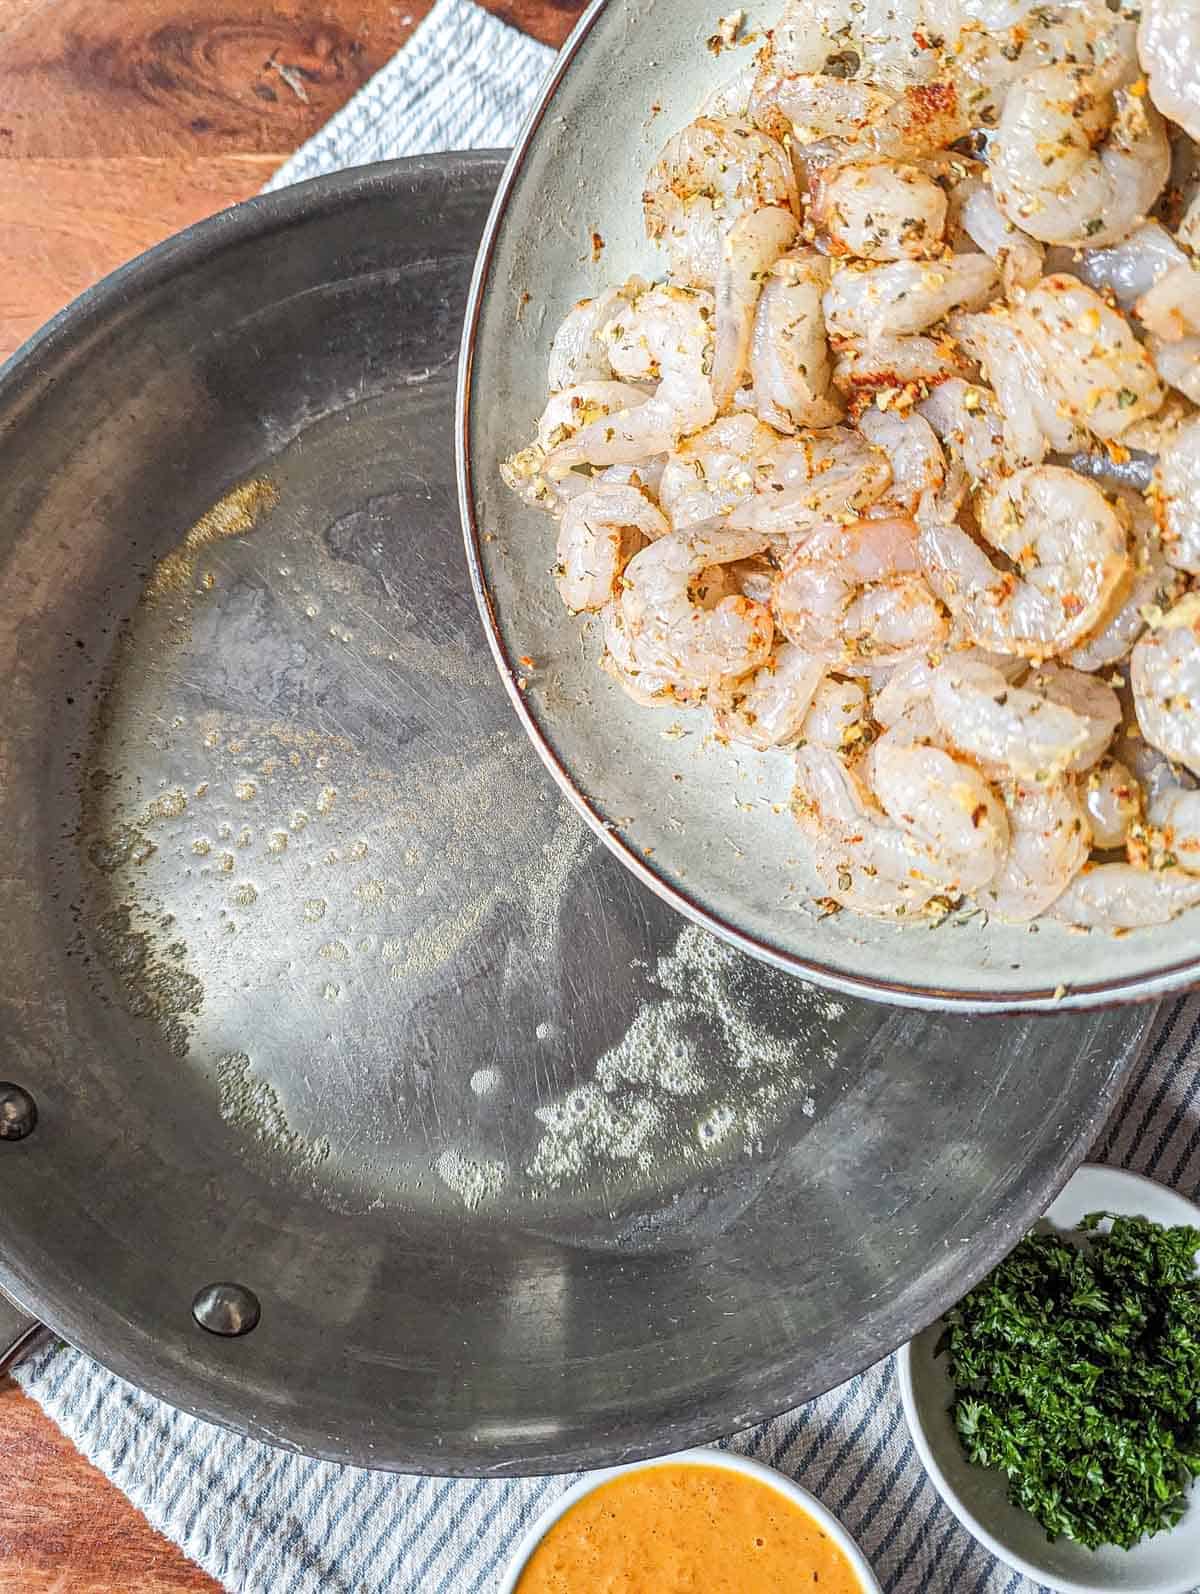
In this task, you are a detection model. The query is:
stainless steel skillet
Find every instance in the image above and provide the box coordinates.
[0,151,1153,1473]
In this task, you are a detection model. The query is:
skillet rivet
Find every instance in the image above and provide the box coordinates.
[192,1282,261,1337]
[0,1085,37,1141]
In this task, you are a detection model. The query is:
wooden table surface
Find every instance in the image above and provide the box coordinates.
[0,2,580,1588]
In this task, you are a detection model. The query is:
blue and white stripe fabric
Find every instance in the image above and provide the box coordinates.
[16,6,1200,1589]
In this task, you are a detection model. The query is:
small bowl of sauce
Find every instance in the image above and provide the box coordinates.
[500,1448,882,1593]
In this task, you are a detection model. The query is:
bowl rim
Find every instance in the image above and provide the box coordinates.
[497,1446,885,1593]
[454,0,1200,1014]
[896,1164,1200,1594]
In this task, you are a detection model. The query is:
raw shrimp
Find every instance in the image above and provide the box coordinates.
[766,0,952,90]
[555,485,668,613]
[823,255,1000,341]
[1150,337,1200,405]
[1049,863,1200,927]
[990,62,1170,247]
[1014,276,1164,441]
[792,746,967,917]
[956,0,1139,127]
[857,408,954,516]
[1066,487,1179,670]
[643,118,798,289]
[545,289,716,472]
[929,657,1119,777]
[832,334,967,411]
[918,378,1006,486]
[618,520,774,691]
[873,647,1025,725]
[981,781,1092,922]
[713,207,798,410]
[1138,0,1200,143]
[547,284,639,390]
[727,427,892,536]
[751,71,971,162]
[710,644,827,749]
[801,676,868,748]
[502,382,652,508]
[1131,593,1200,775]
[918,466,1129,656]
[951,308,1084,466]
[658,415,777,530]
[812,159,948,260]
[868,726,1010,890]
[1084,758,1142,848]
[773,515,947,664]
[1079,221,1187,309]
[599,599,680,706]
[1145,784,1200,871]
[1134,263,1198,408]
[952,180,1044,295]
[1154,414,1200,574]
[750,252,843,431]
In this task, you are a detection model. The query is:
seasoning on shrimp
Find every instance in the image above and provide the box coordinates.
[501,0,1200,932]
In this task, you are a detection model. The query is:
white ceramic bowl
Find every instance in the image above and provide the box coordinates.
[499,1446,884,1593]
[898,1164,1200,1594]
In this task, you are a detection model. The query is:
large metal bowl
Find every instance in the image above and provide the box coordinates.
[457,0,1200,1013]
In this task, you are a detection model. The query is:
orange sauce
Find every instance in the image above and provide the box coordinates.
[514,1461,867,1593]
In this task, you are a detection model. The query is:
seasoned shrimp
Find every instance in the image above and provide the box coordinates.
[1014,276,1164,441]
[823,255,1000,341]
[868,724,1010,890]
[801,676,868,748]
[750,252,843,431]
[918,378,1006,487]
[792,746,965,917]
[857,409,954,516]
[1066,487,1179,670]
[1154,414,1200,574]
[710,644,827,748]
[766,0,952,89]
[1049,863,1200,928]
[1135,263,1200,344]
[990,63,1170,247]
[618,521,774,691]
[812,159,948,260]
[832,334,967,412]
[952,179,1044,295]
[751,70,971,162]
[502,382,652,508]
[774,515,947,664]
[544,289,716,473]
[1138,0,1200,143]
[1145,784,1200,871]
[951,308,1084,466]
[1079,221,1186,309]
[1083,757,1142,848]
[547,284,639,390]
[981,780,1092,922]
[658,415,776,530]
[929,657,1119,778]
[727,427,892,536]
[956,0,1138,127]
[919,466,1129,657]
[713,207,799,410]
[555,485,668,613]
[643,118,798,289]
[1131,593,1200,775]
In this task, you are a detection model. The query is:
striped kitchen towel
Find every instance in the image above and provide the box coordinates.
[13,3,1200,1591]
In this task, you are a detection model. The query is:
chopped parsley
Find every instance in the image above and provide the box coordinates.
[937,1214,1200,1550]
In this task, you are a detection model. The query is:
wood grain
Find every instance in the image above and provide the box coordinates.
[0,0,582,1586]
[0,1382,219,1591]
